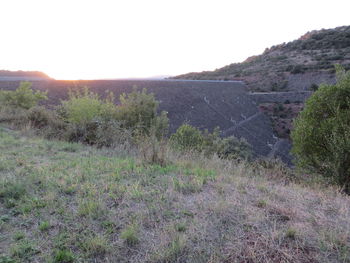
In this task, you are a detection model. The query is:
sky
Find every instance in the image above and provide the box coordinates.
[0,0,349,80]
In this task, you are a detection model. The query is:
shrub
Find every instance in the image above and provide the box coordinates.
[61,87,116,125]
[217,136,253,160]
[26,106,67,133]
[0,82,47,109]
[139,133,169,166]
[117,87,168,136]
[290,65,305,74]
[291,65,350,192]
[171,124,252,160]
[0,107,27,123]
[60,87,168,145]
[170,124,204,151]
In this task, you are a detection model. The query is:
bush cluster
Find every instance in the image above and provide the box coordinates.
[0,82,47,109]
[0,84,168,147]
[170,124,252,160]
[0,82,252,163]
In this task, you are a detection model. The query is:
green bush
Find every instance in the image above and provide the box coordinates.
[61,87,117,125]
[0,82,47,109]
[60,87,168,145]
[171,124,252,160]
[170,124,204,151]
[291,65,350,192]
[117,87,168,136]
[217,136,253,160]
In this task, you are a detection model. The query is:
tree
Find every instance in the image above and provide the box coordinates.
[291,65,350,192]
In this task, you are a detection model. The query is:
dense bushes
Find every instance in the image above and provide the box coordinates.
[0,82,47,109]
[0,83,252,162]
[0,83,168,147]
[58,87,168,145]
[292,65,350,192]
[170,124,252,160]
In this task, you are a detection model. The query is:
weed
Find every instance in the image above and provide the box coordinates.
[120,224,139,246]
[257,199,267,208]
[52,249,75,263]
[13,232,25,241]
[175,222,187,232]
[11,240,38,260]
[0,182,26,201]
[173,177,204,194]
[61,143,81,153]
[78,199,104,219]
[285,227,297,239]
[38,221,50,232]
[154,235,187,262]
[80,234,109,256]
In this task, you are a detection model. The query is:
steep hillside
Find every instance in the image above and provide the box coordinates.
[174,26,350,92]
[1,127,350,262]
[0,70,51,80]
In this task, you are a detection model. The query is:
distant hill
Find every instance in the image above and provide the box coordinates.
[174,26,350,91]
[0,70,51,80]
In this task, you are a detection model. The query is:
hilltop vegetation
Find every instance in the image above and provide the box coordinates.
[174,26,350,91]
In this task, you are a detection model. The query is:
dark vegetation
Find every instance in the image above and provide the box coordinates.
[292,66,350,192]
[174,26,350,92]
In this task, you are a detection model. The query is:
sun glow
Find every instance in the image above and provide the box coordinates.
[1,0,350,80]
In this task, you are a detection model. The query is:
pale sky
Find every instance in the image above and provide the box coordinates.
[0,0,349,80]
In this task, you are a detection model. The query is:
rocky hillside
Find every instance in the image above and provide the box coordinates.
[174,26,350,92]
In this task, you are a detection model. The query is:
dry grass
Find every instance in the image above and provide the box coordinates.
[0,125,350,262]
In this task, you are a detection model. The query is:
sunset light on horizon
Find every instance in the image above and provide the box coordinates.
[1,0,350,80]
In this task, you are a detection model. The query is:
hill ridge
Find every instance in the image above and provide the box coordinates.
[173,25,350,92]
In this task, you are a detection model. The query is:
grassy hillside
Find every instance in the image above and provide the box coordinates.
[1,126,350,262]
[174,26,350,92]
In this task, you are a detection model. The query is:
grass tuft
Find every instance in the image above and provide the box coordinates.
[120,224,139,246]
[52,249,75,263]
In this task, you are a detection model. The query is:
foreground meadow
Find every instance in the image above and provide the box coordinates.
[0,126,349,263]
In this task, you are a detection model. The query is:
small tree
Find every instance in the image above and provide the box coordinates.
[291,65,350,192]
[0,82,47,109]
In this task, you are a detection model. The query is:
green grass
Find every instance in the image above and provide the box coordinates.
[120,224,139,246]
[1,126,350,262]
